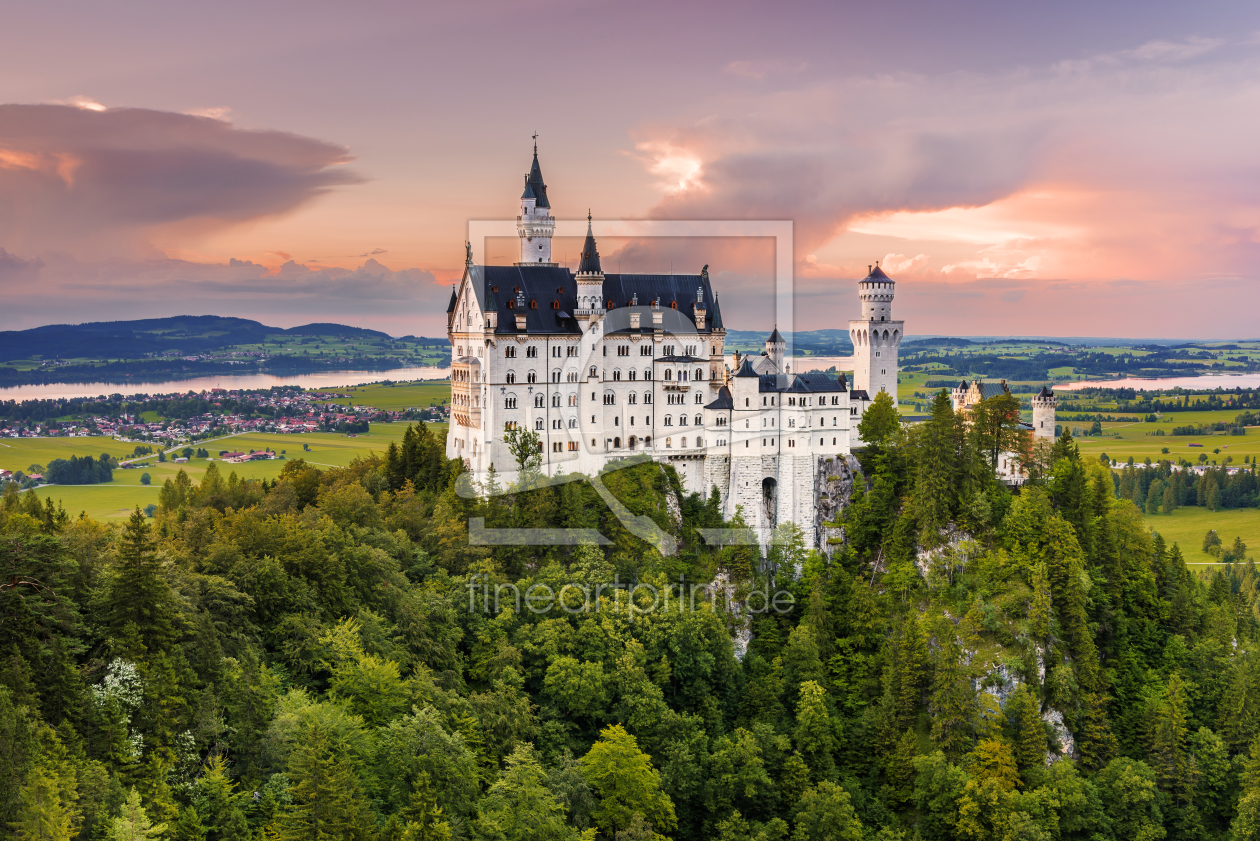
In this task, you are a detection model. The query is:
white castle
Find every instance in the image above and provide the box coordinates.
[446,146,938,546]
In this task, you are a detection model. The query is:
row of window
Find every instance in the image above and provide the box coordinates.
[503,345,581,358]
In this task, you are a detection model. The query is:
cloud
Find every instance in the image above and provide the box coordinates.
[626,35,1260,336]
[1,251,449,335]
[0,103,361,257]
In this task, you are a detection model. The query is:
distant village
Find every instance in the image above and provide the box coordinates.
[0,386,449,442]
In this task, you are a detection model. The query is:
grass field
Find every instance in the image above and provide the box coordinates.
[0,437,146,474]
[1073,418,1259,465]
[1140,506,1260,564]
[16,422,447,521]
[313,380,450,412]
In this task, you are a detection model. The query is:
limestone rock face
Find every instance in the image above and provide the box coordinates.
[816,454,860,554]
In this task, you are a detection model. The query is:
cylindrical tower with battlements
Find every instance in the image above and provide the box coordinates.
[849,264,904,399]
[1032,385,1057,440]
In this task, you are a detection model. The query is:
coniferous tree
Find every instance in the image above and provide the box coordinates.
[912,392,962,536]
[103,508,176,658]
[279,725,375,841]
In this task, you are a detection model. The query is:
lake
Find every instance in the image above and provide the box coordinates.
[0,366,453,402]
[1058,374,1260,392]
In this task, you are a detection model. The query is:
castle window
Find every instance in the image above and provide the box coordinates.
[505,346,516,358]
[492,286,499,293]
[644,369,652,380]
[552,394,560,407]
[569,418,577,428]
[569,394,577,407]
[629,369,637,381]
[567,346,578,356]
[506,371,516,384]
[695,415,702,426]
[641,345,652,356]
[552,346,560,357]
[613,370,621,381]
[665,437,671,448]
[568,441,578,450]
[665,370,672,381]
[552,370,560,383]
[535,418,544,430]
[664,415,672,426]
[590,366,598,377]
[507,300,514,309]
[670,301,677,309]
[552,300,559,309]
[679,415,687,426]
[530,299,538,309]
[695,394,703,404]
[681,437,687,447]
[603,393,616,405]
[534,394,544,407]
[504,397,517,409]
[567,371,577,383]
[527,371,537,383]
[643,393,652,404]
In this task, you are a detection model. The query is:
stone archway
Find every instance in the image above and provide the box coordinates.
[762,477,778,530]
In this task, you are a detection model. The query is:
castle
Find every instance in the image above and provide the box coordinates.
[445,145,1041,546]
[951,379,1058,482]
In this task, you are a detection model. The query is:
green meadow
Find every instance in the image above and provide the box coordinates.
[312,379,450,412]
[1140,505,1260,565]
[16,422,447,521]
[0,437,143,474]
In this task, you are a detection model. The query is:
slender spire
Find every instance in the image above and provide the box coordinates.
[578,211,602,274]
[520,138,549,208]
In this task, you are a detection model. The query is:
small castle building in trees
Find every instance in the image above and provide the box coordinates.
[446,144,911,547]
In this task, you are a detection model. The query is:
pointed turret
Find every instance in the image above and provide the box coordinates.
[575,211,605,320]
[577,211,602,274]
[516,138,555,265]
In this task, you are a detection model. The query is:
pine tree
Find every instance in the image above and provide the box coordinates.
[795,680,838,780]
[892,612,929,729]
[912,392,962,535]
[1147,673,1192,797]
[1005,685,1046,769]
[107,790,166,841]
[11,765,77,841]
[104,508,177,658]
[279,726,375,841]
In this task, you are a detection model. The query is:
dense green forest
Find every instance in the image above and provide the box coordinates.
[4,394,1260,841]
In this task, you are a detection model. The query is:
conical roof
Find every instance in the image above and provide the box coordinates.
[734,357,760,378]
[446,286,457,314]
[863,264,893,282]
[1037,385,1054,397]
[768,327,784,343]
[577,212,602,274]
[521,144,550,208]
[710,295,724,329]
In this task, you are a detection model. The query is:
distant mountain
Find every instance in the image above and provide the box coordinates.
[0,316,448,362]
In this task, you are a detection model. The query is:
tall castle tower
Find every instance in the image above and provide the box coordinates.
[516,140,555,265]
[849,263,903,398]
[1032,386,1058,440]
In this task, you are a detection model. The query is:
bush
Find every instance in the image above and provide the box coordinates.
[140,473,151,486]
[143,504,157,518]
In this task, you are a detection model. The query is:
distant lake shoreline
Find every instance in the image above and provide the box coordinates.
[0,366,454,401]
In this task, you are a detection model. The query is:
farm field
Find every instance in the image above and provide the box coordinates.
[16,422,447,521]
[0,437,144,474]
[1139,505,1260,564]
[312,380,450,412]
[1073,418,1259,464]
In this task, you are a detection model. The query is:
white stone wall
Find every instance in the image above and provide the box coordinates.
[1032,395,1057,440]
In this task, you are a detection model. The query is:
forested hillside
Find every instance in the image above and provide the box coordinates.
[4,395,1260,841]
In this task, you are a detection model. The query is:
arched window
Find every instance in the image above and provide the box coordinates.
[504,395,517,408]
[506,371,516,384]
[505,346,517,358]
[681,437,687,447]
[603,392,616,405]
[589,366,598,378]
[535,418,544,430]
[628,369,637,381]
[568,418,577,428]
[670,301,677,309]
[678,415,688,426]
[643,392,652,404]
[613,369,621,381]
[695,414,702,426]
[665,369,672,381]
[664,415,673,426]
[695,368,703,381]
[665,437,672,448]
[552,394,560,407]
[534,394,544,408]
[527,371,537,383]
[568,394,577,407]
[644,369,652,380]
[628,393,637,404]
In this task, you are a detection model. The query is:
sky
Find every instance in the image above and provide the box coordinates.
[2,0,1259,339]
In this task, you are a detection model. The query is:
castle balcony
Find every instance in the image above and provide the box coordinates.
[662,384,690,392]
[574,307,606,317]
